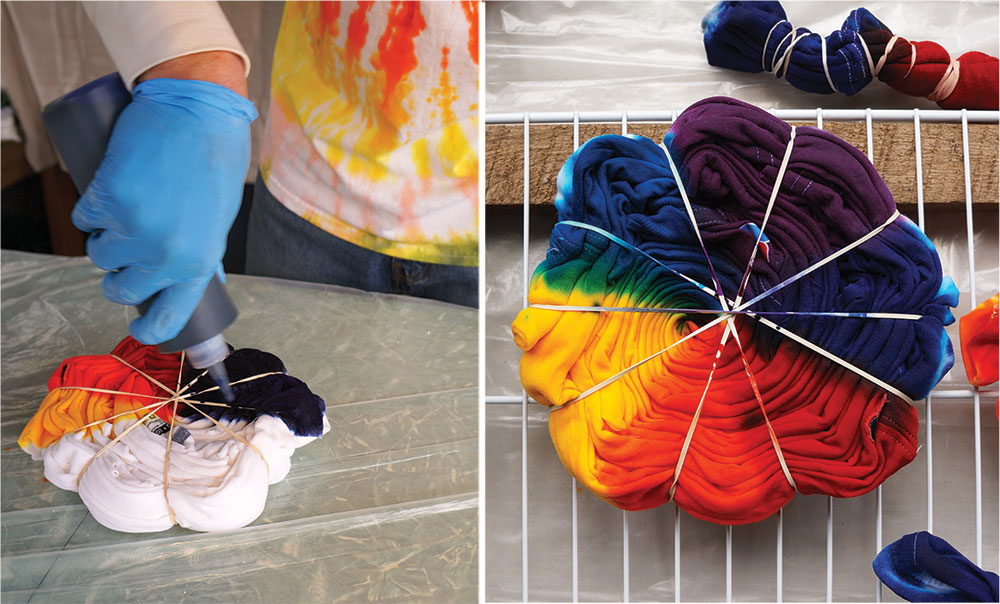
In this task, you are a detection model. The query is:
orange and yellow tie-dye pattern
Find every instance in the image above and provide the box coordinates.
[261,1,478,266]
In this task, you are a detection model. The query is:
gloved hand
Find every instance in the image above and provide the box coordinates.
[71,78,257,345]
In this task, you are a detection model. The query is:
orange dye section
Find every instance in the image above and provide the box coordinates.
[460,1,479,65]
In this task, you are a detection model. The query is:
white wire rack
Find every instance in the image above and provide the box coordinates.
[485,107,1000,603]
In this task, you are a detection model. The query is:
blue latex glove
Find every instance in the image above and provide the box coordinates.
[71,78,257,345]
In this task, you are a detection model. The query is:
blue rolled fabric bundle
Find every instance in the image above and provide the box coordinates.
[702,1,882,95]
[874,531,1000,602]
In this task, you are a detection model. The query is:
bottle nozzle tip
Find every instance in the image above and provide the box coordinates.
[207,363,234,403]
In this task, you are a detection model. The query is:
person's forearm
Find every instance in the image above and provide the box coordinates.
[137,50,248,98]
[84,1,250,91]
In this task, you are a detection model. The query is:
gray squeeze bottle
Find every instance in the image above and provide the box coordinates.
[42,73,236,401]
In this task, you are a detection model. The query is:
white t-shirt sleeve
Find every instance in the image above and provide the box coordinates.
[83,1,250,90]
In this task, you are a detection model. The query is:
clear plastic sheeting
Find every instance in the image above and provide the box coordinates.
[486,1,1000,114]
[1,251,477,603]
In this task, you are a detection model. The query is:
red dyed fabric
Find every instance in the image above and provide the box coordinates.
[862,32,999,110]
[45,336,183,423]
[960,293,999,388]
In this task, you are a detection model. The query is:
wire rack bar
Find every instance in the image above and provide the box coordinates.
[572,111,581,604]
[726,525,733,603]
[674,505,681,603]
[816,108,835,604]
[914,108,934,538]
[776,509,784,603]
[827,496,834,603]
[621,111,631,604]
[487,109,1000,124]
[865,108,885,604]
[961,110,984,567]
[522,113,530,603]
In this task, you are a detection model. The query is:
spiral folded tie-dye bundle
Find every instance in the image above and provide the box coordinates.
[512,96,957,525]
[702,1,999,110]
[18,337,329,533]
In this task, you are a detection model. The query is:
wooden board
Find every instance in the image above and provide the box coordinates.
[485,122,999,206]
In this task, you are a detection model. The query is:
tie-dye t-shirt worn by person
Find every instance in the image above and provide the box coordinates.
[261,1,479,267]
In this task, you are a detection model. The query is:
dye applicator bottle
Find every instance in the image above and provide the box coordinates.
[42,73,237,401]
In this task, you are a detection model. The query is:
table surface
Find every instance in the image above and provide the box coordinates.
[1,250,478,603]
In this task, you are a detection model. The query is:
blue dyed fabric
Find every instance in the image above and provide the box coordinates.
[874,532,1000,602]
[181,348,328,438]
[702,1,887,95]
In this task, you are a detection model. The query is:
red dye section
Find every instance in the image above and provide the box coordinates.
[346,1,374,64]
[460,1,479,65]
[374,1,427,109]
[579,323,918,524]
[319,1,341,37]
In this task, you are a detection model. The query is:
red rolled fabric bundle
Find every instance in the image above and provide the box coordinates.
[864,31,1000,110]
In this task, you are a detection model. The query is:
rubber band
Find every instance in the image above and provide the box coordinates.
[555,315,730,408]
[76,400,173,487]
[545,176,907,409]
[753,313,914,404]
[557,220,716,297]
[771,28,796,73]
[774,33,809,80]
[762,19,789,71]
[856,32,875,78]
[668,321,733,500]
[528,304,921,320]
[927,59,960,102]
[73,354,283,494]
[733,127,796,308]
[163,399,179,525]
[820,36,837,93]
[737,209,900,311]
[874,35,899,76]
[662,144,730,308]
[729,326,797,490]
[904,43,917,80]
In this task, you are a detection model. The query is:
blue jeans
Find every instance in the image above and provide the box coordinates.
[245,175,478,308]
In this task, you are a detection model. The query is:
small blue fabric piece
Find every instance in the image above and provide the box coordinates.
[702,1,889,96]
[873,531,1000,602]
